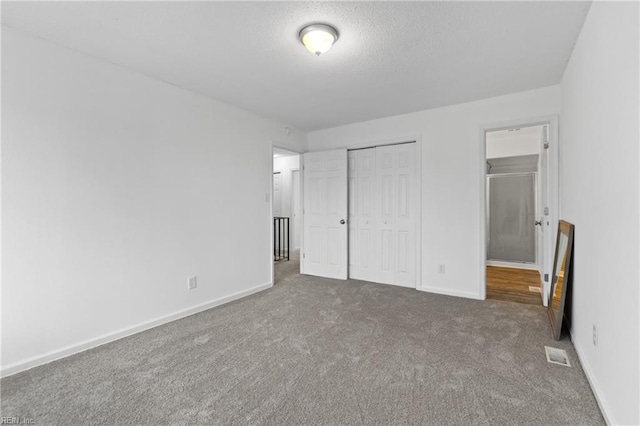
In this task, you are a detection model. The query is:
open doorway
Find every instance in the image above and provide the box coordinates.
[272,147,301,284]
[484,124,549,305]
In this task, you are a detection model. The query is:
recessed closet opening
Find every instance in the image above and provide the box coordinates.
[347,142,418,288]
[300,141,421,290]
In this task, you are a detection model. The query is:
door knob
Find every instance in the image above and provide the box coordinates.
[340,219,346,225]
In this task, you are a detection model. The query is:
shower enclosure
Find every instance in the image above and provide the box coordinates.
[486,173,536,264]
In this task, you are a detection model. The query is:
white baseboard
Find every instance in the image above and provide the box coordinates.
[571,331,614,425]
[486,260,539,271]
[418,285,482,300]
[0,281,273,378]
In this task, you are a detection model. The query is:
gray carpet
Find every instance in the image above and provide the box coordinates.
[274,249,300,285]
[1,272,603,425]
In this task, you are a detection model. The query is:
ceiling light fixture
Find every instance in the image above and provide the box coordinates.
[299,23,339,56]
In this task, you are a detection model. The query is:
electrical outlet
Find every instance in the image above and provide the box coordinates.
[438,264,446,274]
[188,276,197,290]
[592,325,597,346]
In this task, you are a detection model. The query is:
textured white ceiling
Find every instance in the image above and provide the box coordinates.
[2,1,591,131]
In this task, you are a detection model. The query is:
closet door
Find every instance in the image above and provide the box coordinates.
[348,149,377,282]
[348,143,417,287]
[376,144,416,287]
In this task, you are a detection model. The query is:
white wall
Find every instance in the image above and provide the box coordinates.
[486,127,542,159]
[559,2,639,424]
[308,85,561,299]
[1,27,306,375]
[273,155,300,220]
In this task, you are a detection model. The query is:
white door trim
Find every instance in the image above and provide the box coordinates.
[479,115,559,304]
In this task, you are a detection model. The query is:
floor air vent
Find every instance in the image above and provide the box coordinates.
[545,346,571,367]
[528,286,542,293]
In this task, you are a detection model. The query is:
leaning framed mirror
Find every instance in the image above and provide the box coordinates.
[548,220,575,340]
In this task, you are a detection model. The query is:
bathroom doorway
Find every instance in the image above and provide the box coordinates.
[484,124,547,305]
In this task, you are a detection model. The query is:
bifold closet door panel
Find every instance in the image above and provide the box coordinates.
[348,144,417,287]
[376,144,417,287]
[394,143,417,287]
[377,146,395,284]
[348,148,377,282]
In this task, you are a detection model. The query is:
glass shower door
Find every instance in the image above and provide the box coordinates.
[487,174,536,263]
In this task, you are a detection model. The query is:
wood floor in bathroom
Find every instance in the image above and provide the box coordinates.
[486,266,543,305]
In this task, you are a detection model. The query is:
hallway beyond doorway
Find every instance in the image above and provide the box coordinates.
[274,249,300,285]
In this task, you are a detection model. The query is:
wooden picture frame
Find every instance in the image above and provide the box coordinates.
[548,220,575,340]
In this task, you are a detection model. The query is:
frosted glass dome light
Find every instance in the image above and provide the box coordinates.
[299,24,339,56]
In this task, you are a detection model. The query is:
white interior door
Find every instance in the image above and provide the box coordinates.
[302,149,348,279]
[349,143,417,288]
[376,144,417,287]
[349,148,377,282]
[292,169,301,249]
